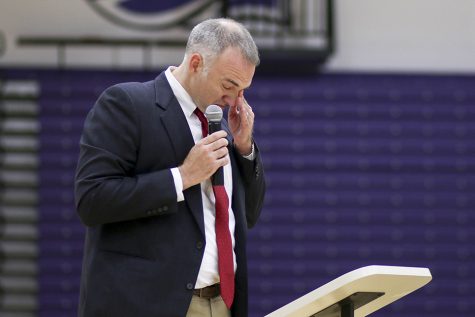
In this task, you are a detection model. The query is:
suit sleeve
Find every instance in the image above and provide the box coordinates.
[233,143,266,228]
[74,84,178,227]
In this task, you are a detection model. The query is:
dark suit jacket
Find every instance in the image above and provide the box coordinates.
[74,71,266,317]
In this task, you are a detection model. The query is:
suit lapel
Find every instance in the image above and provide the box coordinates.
[154,72,205,237]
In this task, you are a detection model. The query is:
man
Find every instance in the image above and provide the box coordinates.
[74,18,266,317]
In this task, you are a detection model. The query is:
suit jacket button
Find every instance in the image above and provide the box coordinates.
[163,206,169,211]
[186,283,194,290]
[146,210,152,215]
[196,241,203,249]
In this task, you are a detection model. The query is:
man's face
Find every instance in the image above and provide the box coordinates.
[192,47,255,112]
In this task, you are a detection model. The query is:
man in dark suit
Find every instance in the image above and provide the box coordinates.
[74,18,265,317]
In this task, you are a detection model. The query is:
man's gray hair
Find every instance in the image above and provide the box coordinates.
[185,18,260,67]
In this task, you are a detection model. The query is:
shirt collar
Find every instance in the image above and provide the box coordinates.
[165,66,197,118]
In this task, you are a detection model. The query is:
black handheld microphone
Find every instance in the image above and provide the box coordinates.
[205,105,225,186]
[205,104,223,135]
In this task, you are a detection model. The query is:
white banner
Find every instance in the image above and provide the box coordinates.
[0,0,220,68]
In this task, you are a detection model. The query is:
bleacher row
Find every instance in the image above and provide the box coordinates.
[0,79,39,317]
[1,68,474,317]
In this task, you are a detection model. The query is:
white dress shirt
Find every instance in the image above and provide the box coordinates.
[165,66,237,289]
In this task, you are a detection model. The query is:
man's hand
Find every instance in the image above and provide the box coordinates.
[227,91,254,155]
[178,130,229,190]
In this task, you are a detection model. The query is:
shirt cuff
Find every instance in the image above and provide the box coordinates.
[170,167,184,202]
[242,142,255,160]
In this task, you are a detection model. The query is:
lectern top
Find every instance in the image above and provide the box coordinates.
[265,265,432,317]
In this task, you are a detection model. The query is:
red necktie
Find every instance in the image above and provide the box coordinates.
[194,108,235,308]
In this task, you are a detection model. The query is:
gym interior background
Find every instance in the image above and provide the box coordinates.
[0,1,474,316]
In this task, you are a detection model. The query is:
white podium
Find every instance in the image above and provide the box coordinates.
[265,265,432,317]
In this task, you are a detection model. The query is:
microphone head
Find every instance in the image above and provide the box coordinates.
[205,105,223,123]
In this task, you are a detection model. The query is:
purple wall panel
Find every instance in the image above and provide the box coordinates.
[246,73,475,316]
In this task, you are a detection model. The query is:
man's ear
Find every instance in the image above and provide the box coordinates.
[188,53,203,73]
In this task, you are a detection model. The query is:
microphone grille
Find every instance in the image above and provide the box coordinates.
[205,105,223,122]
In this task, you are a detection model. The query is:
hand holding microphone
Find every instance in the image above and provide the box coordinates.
[179,105,229,190]
[205,105,226,186]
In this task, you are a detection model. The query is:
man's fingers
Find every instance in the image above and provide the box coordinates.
[198,132,229,161]
[201,130,227,145]
[239,99,254,128]
[214,147,229,159]
[206,136,228,152]
[242,97,253,115]
[216,156,230,167]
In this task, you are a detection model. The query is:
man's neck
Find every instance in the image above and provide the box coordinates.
[171,65,188,91]
[171,65,203,112]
